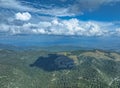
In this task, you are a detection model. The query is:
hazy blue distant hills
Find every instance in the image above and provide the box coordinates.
[0,43,18,50]
[0,43,120,52]
[0,43,89,51]
[0,35,120,52]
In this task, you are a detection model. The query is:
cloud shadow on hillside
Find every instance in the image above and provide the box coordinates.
[30,54,75,72]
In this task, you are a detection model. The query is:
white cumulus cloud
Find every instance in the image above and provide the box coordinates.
[0,18,120,36]
[15,12,31,21]
[0,18,117,36]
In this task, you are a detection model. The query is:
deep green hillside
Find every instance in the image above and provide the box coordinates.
[0,49,120,88]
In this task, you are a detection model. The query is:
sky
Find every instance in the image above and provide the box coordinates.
[0,0,120,37]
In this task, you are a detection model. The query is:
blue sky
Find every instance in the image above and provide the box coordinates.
[0,0,120,36]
